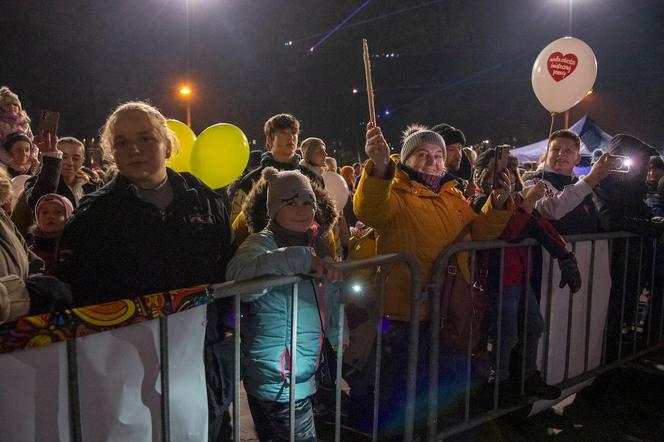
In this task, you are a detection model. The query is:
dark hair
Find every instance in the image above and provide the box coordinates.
[548,129,581,151]
[3,132,32,151]
[648,156,664,171]
[263,113,300,140]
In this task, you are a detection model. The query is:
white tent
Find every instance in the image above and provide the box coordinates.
[511,116,613,162]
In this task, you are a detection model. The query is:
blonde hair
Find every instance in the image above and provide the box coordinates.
[99,101,178,163]
[57,136,84,152]
[0,86,31,125]
[0,167,12,208]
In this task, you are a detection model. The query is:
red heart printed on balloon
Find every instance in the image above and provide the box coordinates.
[547,52,578,82]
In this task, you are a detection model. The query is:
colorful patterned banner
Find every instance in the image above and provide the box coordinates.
[0,285,212,353]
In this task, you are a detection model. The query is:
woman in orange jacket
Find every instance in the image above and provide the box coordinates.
[353,122,513,438]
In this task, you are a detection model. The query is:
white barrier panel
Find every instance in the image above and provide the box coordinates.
[531,240,611,415]
[0,305,208,442]
[0,341,70,441]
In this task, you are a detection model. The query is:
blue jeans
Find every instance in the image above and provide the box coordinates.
[489,286,544,382]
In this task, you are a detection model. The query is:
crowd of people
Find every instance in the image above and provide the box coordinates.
[0,83,663,441]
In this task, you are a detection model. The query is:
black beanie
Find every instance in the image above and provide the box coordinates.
[431,123,466,147]
[648,156,664,171]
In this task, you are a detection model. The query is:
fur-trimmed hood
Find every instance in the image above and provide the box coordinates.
[243,172,338,235]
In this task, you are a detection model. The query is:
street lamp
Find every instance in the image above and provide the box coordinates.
[179,85,192,127]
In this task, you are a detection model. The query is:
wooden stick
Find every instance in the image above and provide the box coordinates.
[362,39,376,125]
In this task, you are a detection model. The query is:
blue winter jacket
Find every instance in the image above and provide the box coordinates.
[226,230,343,402]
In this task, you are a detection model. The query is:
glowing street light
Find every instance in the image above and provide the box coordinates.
[179,85,192,127]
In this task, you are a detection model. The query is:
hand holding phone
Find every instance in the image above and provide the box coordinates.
[607,154,631,173]
[38,110,59,141]
[492,145,511,189]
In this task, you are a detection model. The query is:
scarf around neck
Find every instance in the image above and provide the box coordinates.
[266,219,330,259]
[398,163,445,192]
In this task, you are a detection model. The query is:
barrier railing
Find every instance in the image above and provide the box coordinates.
[2,232,661,442]
[0,253,421,442]
[425,231,664,441]
[210,252,421,442]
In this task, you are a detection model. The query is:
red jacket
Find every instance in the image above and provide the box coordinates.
[471,194,570,288]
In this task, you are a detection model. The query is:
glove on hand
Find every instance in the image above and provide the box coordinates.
[558,253,582,294]
[652,216,664,235]
[25,275,72,315]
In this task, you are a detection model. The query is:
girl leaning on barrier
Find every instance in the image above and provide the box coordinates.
[226,167,343,442]
[353,122,514,437]
[55,101,235,441]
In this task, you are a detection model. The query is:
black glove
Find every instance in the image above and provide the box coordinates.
[652,216,664,236]
[25,275,72,315]
[558,253,582,294]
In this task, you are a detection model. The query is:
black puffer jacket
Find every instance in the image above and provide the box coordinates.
[57,168,235,307]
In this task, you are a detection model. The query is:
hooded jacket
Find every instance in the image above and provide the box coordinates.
[354,159,513,321]
[230,152,324,224]
[226,182,342,402]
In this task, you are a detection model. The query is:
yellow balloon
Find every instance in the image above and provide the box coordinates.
[166,119,196,172]
[191,123,249,189]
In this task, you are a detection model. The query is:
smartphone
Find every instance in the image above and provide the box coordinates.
[38,110,60,139]
[492,145,510,189]
[607,154,631,173]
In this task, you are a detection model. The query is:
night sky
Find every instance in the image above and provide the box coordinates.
[3,0,663,165]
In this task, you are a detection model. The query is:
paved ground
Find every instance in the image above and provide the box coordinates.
[237,348,664,441]
[450,348,664,442]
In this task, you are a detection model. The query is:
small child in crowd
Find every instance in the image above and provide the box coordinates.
[29,193,73,275]
[0,86,38,175]
[226,167,342,442]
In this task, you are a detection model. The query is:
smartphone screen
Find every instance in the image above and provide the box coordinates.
[492,145,510,189]
[607,154,631,173]
[38,110,60,139]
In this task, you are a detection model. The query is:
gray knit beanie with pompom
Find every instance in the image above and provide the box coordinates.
[263,167,317,218]
[400,124,446,163]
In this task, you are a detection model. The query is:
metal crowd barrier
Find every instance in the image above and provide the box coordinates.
[0,253,421,442]
[424,231,664,441]
[2,232,661,442]
[211,252,421,442]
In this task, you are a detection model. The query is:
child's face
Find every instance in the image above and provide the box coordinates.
[110,110,170,188]
[0,99,20,116]
[275,200,315,233]
[37,202,67,237]
[9,141,31,170]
